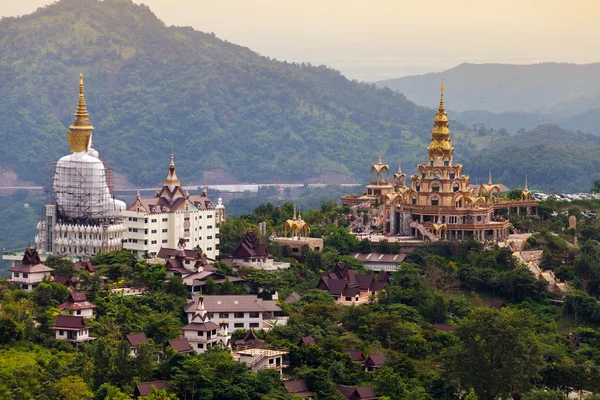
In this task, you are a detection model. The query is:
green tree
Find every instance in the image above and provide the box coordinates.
[444,307,544,400]
[55,375,93,400]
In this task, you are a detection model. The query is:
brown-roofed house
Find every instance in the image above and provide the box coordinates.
[363,354,386,371]
[284,380,314,399]
[317,262,389,305]
[284,292,302,304]
[490,299,506,309]
[73,261,95,273]
[346,350,366,362]
[222,231,290,270]
[58,291,97,319]
[234,329,266,348]
[434,323,455,333]
[337,384,378,400]
[52,315,94,342]
[8,247,54,291]
[127,333,148,357]
[298,336,316,346]
[134,381,169,398]
[168,338,194,354]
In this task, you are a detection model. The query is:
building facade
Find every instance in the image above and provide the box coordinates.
[122,155,221,259]
[8,247,54,291]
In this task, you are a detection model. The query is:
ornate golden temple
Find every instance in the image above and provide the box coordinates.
[342,84,538,243]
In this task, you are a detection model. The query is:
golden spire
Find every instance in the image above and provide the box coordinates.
[524,176,529,191]
[66,73,93,152]
[164,153,181,186]
[427,80,453,159]
[488,170,492,185]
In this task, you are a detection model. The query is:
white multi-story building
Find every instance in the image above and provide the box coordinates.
[182,296,231,354]
[122,154,222,259]
[184,294,284,332]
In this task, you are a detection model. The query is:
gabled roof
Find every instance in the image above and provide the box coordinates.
[364,354,386,367]
[54,276,72,286]
[284,292,301,303]
[284,380,314,397]
[8,247,54,273]
[298,336,316,345]
[58,293,96,311]
[70,291,87,302]
[53,315,87,330]
[337,385,378,400]
[74,261,95,273]
[235,329,265,346]
[182,313,219,332]
[135,381,169,397]
[127,332,148,348]
[168,338,194,353]
[346,350,365,362]
[231,231,270,258]
[318,262,390,298]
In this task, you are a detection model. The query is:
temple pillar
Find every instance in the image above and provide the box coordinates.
[526,206,531,216]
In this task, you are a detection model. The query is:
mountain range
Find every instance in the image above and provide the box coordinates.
[377,62,600,134]
[0,0,598,194]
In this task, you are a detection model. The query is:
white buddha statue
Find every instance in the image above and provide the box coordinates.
[54,74,126,219]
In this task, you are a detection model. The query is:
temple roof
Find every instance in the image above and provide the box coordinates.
[8,247,54,273]
[427,81,454,158]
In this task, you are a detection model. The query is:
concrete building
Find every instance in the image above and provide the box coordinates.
[350,252,407,272]
[182,296,231,354]
[122,155,221,259]
[184,294,284,332]
[8,247,54,291]
[317,262,389,305]
[223,231,289,270]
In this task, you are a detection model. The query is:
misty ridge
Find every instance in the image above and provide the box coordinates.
[377,62,600,134]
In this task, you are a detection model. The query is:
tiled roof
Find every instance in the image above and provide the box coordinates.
[135,381,169,397]
[185,295,281,313]
[298,336,316,345]
[284,380,313,396]
[70,291,87,302]
[337,385,378,400]
[231,232,270,258]
[318,262,390,298]
[53,315,87,330]
[346,350,365,362]
[168,338,193,353]
[364,354,386,367]
[126,332,148,348]
[352,252,407,263]
[58,301,96,311]
[284,292,301,303]
[74,261,95,272]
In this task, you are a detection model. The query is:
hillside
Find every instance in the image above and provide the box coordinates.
[464,124,600,192]
[0,0,444,186]
[376,63,600,134]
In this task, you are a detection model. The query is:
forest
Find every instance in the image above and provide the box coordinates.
[1,0,599,194]
[2,199,600,399]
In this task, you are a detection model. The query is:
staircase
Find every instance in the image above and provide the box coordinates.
[410,221,438,242]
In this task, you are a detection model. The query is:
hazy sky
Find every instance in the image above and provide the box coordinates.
[2,0,599,81]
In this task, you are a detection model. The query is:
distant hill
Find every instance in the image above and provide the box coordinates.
[377,63,600,134]
[464,124,600,192]
[0,0,445,186]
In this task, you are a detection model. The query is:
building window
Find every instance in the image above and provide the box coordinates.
[184,228,190,232]
[76,310,81,315]
[144,218,148,223]
[234,323,244,328]
[412,197,417,205]
[198,215,202,219]
[207,236,212,240]
[207,225,213,229]
[207,215,213,219]
[345,296,352,301]
[221,313,229,318]
[207,247,212,251]
[184,217,190,221]
[249,323,259,328]
[151,240,157,244]
[416,184,420,192]
[162,218,168,222]
[269,358,274,364]
[444,160,449,166]
[151,230,157,234]
[453,184,459,192]
[432,199,439,206]
[197,343,203,349]
[422,172,426,178]
[450,173,455,179]
[249,312,259,318]
[59,330,64,335]
[14,272,19,277]
[162,239,168,244]
[432,184,440,192]
[151,219,157,223]
[162,229,168,233]
[234,312,244,318]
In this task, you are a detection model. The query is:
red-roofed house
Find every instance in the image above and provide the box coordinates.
[168,338,194,354]
[8,247,54,291]
[52,315,94,342]
[223,231,289,270]
[58,291,97,319]
[317,262,389,305]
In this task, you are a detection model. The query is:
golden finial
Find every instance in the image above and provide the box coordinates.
[67,73,93,152]
[441,80,444,93]
[488,170,492,185]
[378,152,382,164]
[524,176,529,191]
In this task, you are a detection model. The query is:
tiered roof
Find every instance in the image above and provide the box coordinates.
[8,247,54,274]
[231,231,270,259]
[317,262,389,298]
[58,291,97,311]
